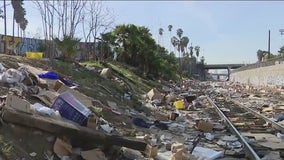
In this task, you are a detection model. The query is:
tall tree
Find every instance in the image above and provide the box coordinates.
[189,44,193,57]
[168,24,173,52]
[53,35,81,62]
[81,1,114,60]
[158,27,163,45]
[257,49,264,62]
[194,45,200,58]
[171,28,190,77]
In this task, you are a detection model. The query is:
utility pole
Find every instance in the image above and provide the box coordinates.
[268,30,270,59]
[3,0,6,54]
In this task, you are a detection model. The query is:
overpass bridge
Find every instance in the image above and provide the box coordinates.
[194,63,246,81]
[204,63,245,70]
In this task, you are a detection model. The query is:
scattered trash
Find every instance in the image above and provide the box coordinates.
[145,144,158,158]
[153,120,168,130]
[31,103,55,116]
[53,138,72,158]
[147,88,163,100]
[204,133,215,141]
[51,91,91,125]
[120,147,145,159]
[275,115,284,122]
[100,124,114,133]
[221,135,238,142]
[81,148,107,160]
[192,146,224,160]
[196,120,213,132]
[100,68,112,79]
[277,132,284,139]
[173,100,184,110]
[87,113,99,130]
[29,152,37,157]
[5,94,31,113]
[132,117,152,128]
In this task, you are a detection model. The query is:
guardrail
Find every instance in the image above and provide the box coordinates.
[232,56,284,73]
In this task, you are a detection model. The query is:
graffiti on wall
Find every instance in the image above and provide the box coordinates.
[0,34,42,55]
[0,35,22,54]
[19,37,42,53]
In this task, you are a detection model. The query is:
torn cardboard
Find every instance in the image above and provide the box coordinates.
[5,94,31,114]
[33,90,59,106]
[53,138,72,158]
[196,120,213,132]
[145,144,158,158]
[154,111,168,121]
[87,114,99,130]
[56,83,94,108]
[81,148,107,160]
[146,88,163,100]
[17,63,49,88]
[100,68,112,79]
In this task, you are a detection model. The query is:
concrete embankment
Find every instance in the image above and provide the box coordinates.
[231,63,284,86]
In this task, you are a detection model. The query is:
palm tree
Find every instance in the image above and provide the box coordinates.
[200,56,205,64]
[168,25,173,52]
[189,44,193,57]
[171,28,190,78]
[158,27,164,45]
[257,49,264,62]
[168,25,172,32]
[180,36,189,56]
[11,0,26,38]
[54,35,81,62]
[194,46,200,59]
[176,28,183,38]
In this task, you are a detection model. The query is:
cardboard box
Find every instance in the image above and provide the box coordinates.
[147,88,163,100]
[51,91,91,125]
[5,94,31,114]
[171,143,185,153]
[53,138,72,158]
[196,120,213,132]
[33,90,59,106]
[87,114,99,130]
[56,82,94,108]
[54,80,64,92]
[145,144,158,158]
[154,111,168,121]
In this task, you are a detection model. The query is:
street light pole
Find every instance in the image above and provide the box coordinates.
[3,0,7,54]
[268,30,270,58]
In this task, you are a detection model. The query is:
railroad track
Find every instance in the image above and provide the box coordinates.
[205,92,284,160]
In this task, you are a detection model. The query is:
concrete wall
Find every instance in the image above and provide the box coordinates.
[231,62,284,86]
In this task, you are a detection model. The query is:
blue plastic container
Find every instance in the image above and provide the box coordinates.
[51,91,91,125]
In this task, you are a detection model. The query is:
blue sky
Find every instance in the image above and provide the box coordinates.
[1,1,284,65]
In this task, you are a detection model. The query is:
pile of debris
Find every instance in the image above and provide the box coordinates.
[0,62,147,160]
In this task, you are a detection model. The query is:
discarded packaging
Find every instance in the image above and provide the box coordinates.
[6,94,31,114]
[192,146,224,160]
[51,91,91,125]
[100,124,113,133]
[87,114,99,130]
[31,103,55,116]
[147,88,163,100]
[53,138,72,158]
[174,100,184,110]
[81,148,107,160]
[196,120,213,132]
[100,68,112,79]
[204,133,215,141]
[145,144,158,158]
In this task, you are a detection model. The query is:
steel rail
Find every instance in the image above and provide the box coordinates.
[206,96,261,160]
[229,98,284,134]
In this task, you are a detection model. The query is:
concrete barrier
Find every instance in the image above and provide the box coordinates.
[231,63,284,87]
